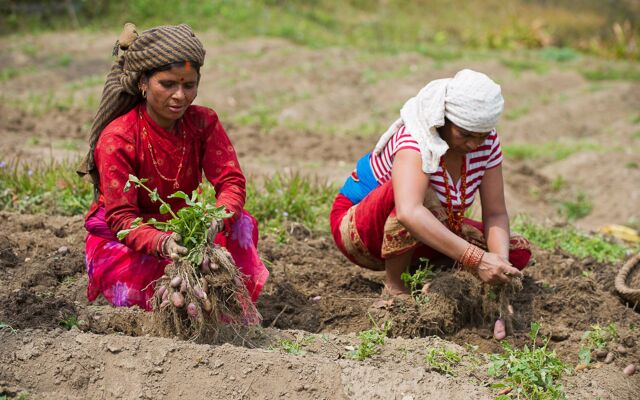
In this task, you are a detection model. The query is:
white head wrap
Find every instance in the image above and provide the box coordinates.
[373,69,504,173]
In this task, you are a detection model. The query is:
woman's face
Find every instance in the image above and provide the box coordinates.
[141,64,199,129]
[439,121,491,154]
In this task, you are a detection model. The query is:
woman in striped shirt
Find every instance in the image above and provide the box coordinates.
[329,70,531,339]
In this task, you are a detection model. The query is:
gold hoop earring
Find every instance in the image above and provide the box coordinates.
[141,88,147,98]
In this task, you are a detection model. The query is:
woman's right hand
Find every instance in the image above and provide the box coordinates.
[475,252,522,284]
[163,232,187,260]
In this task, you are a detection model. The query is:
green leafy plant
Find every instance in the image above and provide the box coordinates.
[489,322,569,400]
[350,320,390,361]
[512,216,630,263]
[401,260,434,304]
[59,314,80,330]
[117,175,231,265]
[424,346,462,376]
[280,336,315,355]
[559,192,592,221]
[578,323,618,365]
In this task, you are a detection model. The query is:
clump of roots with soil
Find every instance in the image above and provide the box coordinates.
[120,175,257,339]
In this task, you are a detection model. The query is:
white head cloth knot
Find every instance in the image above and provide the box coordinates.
[373,69,504,173]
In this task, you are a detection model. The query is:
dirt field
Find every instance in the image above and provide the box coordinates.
[1,31,640,399]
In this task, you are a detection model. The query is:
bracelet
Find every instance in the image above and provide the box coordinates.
[157,234,171,257]
[458,244,485,272]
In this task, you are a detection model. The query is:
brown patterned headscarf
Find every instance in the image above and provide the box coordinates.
[78,23,206,193]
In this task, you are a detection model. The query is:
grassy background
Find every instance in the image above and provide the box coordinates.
[2,0,639,60]
[0,161,634,262]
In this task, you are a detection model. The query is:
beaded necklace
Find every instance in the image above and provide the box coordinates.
[440,155,468,236]
[139,111,187,190]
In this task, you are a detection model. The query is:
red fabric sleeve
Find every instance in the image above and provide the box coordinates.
[95,123,168,256]
[201,111,246,221]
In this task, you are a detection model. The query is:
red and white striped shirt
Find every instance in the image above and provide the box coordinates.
[369,126,503,211]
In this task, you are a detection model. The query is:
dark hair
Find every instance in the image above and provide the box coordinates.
[143,60,201,81]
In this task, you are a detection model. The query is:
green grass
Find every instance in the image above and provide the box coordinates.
[559,192,592,222]
[538,46,580,62]
[245,173,336,235]
[501,58,548,75]
[503,105,530,121]
[5,91,77,116]
[550,176,567,191]
[626,161,639,169]
[54,139,83,151]
[581,66,640,81]
[502,141,601,161]
[0,160,93,215]
[3,1,639,61]
[0,160,336,238]
[490,322,569,400]
[512,216,630,263]
[56,53,73,67]
[424,346,462,376]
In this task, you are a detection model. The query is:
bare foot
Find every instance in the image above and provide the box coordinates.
[382,284,410,300]
[494,318,506,340]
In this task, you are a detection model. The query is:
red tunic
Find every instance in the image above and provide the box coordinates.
[87,103,246,256]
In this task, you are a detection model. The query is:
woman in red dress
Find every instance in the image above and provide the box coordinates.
[80,24,268,311]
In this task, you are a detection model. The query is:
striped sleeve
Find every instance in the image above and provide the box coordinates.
[392,127,420,155]
[485,132,503,169]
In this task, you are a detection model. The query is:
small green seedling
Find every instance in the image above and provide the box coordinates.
[350,320,390,361]
[0,322,17,334]
[425,346,462,376]
[579,323,618,365]
[489,322,569,400]
[280,336,315,355]
[118,175,232,265]
[401,260,434,304]
[582,323,618,349]
[59,314,80,330]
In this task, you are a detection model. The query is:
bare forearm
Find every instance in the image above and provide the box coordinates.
[483,213,510,259]
[398,207,469,260]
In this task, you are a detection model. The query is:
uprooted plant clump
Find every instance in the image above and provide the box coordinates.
[120,175,258,340]
[151,245,259,340]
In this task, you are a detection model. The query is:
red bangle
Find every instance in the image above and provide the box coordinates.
[458,244,484,271]
[157,234,171,257]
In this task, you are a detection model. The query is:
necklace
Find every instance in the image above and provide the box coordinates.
[139,111,187,190]
[440,155,467,236]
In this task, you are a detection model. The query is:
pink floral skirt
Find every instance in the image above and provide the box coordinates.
[85,207,269,311]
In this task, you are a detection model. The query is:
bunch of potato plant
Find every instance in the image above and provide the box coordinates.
[489,322,569,400]
[118,175,258,339]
